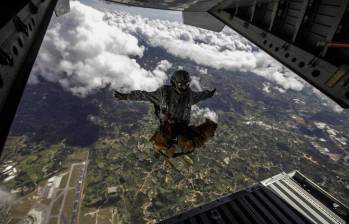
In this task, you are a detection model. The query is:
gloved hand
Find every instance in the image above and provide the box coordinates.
[113,90,127,100]
[209,88,216,97]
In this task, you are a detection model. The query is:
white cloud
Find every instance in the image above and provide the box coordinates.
[312,88,344,113]
[31,1,304,96]
[191,105,218,124]
[274,86,286,93]
[262,82,271,93]
[31,1,170,96]
[104,10,304,92]
[252,53,304,92]
[333,105,344,113]
[196,66,208,75]
[190,76,202,91]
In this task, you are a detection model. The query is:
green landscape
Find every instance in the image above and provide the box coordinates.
[1,44,349,223]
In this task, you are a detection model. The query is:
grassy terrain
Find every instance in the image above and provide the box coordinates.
[48,217,58,224]
[2,53,349,224]
[1,139,67,194]
[62,189,76,222]
[77,70,349,223]
[51,194,64,216]
[1,149,89,222]
[59,173,69,188]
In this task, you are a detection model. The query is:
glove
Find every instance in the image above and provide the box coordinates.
[113,90,127,100]
[209,88,216,97]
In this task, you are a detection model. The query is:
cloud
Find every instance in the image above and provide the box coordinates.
[312,89,344,113]
[252,53,305,91]
[31,1,304,96]
[104,10,304,92]
[191,105,218,124]
[31,1,170,96]
[262,82,271,93]
[190,76,202,91]
[196,66,208,75]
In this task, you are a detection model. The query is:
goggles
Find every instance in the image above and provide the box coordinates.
[177,82,190,88]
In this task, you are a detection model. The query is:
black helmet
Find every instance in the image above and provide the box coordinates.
[171,70,191,94]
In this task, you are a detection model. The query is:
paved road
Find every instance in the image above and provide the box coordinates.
[70,164,87,224]
[43,162,87,224]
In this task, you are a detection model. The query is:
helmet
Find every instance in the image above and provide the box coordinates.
[170,70,191,94]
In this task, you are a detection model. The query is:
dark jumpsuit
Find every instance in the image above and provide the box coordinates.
[120,85,213,142]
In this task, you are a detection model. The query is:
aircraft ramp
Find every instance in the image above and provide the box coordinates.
[159,171,349,224]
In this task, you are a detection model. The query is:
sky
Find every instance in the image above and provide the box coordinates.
[82,0,183,22]
[28,0,343,112]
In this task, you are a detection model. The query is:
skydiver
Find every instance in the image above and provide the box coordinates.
[113,69,216,153]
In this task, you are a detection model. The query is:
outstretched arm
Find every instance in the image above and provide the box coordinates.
[113,88,163,105]
[191,88,216,104]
